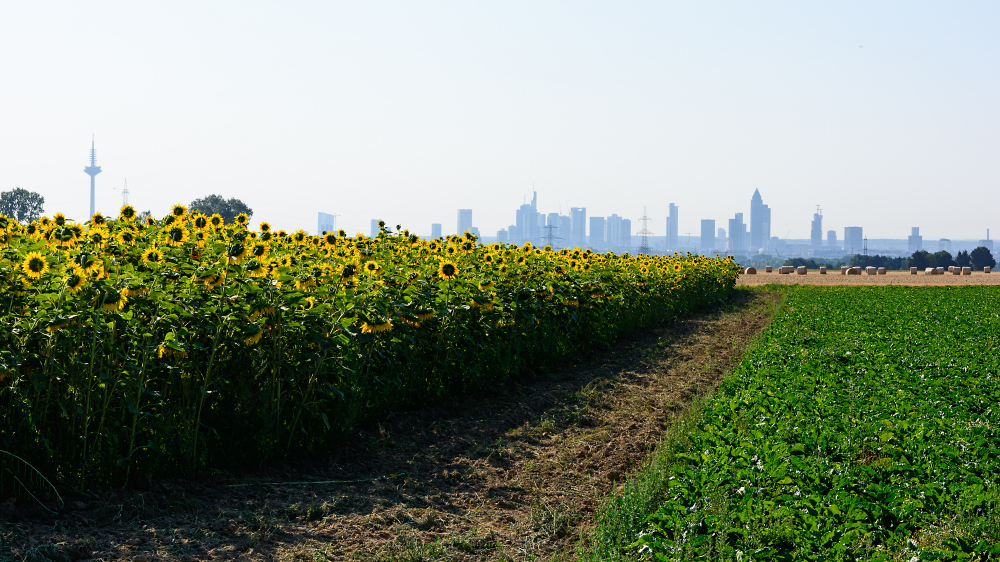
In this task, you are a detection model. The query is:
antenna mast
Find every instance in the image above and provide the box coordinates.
[636,206,654,255]
[122,179,129,206]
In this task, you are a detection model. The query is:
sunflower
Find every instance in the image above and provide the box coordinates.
[222,241,245,261]
[208,213,226,229]
[170,204,188,221]
[324,233,338,246]
[145,216,157,226]
[116,230,137,246]
[21,252,48,279]
[292,230,308,245]
[338,229,346,238]
[363,260,381,276]
[437,261,459,280]
[244,324,263,345]
[119,204,137,221]
[445,245,457,256]
[361,320,393,334]
[427,241,440,252]
[98,290,128,312]
[162,225,189,246]
[86,227,110,246]
[192,215,209,230]
[87,264,106,280]
[90,212,107,226]
[340,262,359,280]
[53,212,67,226]
[244,259,267,277]
[63,265,87,293]
[234,213,249,226]
[259,222,271,233]
[141,247,164,266]
[249,243,269,260]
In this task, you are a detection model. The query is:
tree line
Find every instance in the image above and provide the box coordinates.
[784,249,997,271]
[0,187,252,224]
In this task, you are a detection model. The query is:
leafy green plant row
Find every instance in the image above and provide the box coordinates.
[594,286,1000,561]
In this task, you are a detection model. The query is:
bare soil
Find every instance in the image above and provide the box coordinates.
[738,270,1000,286]
[0,288,781,562]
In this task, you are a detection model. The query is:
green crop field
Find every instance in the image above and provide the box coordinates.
[594,286,1000,561]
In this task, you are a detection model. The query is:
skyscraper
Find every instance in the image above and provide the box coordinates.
[570,207,586,245]
[843,226,863,254]
[514,191,541,244]
[810,208,823,248]
[607,214,623,247]
[827,230,837,247]
[700,219,716,252]
[370,219,380,238]
[621,219,632,250]
[84,137,102,218]
[665,203,679,251]
[907,227,923,253]
[318,212,336,234]
[728,213,746,253]
[589,216,605,247]
[458,209,473,236]
[431,223,442,239]
[749,189,771,252]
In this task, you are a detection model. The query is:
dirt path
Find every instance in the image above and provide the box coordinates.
[1,288,781,562]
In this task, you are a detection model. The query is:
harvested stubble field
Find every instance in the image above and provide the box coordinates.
[738,270,1000,286]
[0,289,779,562]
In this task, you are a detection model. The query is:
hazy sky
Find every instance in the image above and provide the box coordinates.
[1,2,998,240]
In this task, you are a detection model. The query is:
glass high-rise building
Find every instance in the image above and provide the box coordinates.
[318,212,336,234]
[665,203,679,251]
[749,189,771,252]
[700,219,716,252]
[843,226,863,254]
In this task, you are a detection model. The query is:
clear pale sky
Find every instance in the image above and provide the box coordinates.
[1,2,997,240]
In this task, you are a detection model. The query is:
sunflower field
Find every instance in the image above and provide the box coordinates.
[0,206,740,488]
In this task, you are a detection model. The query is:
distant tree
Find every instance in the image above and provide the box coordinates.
[909,250,930,270]
[849,254,907,270]
[970,246,996,270]
[0,187,45,223]
[955,250,972,268]
[928,251,954,269]
[189,194,253,224]
[136,210,152,222]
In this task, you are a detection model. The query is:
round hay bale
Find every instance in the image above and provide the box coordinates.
[925,267,936,275]
[910,267,918,274]
[847,267,861,275]
[985,266,991,273]
[962,266,972,275]
[819,266,827,274]
[936,267,945,274]
[765,265,773,272]
[744,267,757,274]
[877,267,886,275]
[866,266,877,275]
[796,266,807,275]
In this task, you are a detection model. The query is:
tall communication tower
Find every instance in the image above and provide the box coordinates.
[84,136,102,217]
[122,179,129,206]
[636,206,654,255]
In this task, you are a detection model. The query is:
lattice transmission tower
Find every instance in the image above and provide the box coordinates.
[637,206,654,255]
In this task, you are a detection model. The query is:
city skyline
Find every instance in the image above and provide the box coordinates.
[2,4,998,241]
